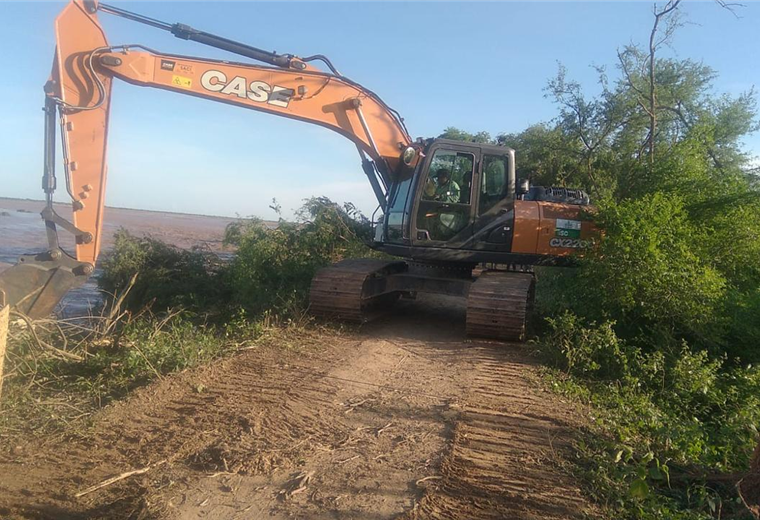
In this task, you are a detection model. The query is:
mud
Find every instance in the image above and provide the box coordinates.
[0,295,594,519]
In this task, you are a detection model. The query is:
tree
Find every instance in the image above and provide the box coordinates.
[616,0,758,177]
[438,127,494,144]
[544,64,635,198]
[498,124,581,188]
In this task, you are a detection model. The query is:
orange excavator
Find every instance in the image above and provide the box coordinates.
[0,0,595,340]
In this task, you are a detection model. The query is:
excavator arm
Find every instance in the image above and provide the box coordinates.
[0,0,416,318]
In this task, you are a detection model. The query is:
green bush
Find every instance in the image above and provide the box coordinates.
[536,186,760,517]
[223,197,380,316]
[74,314,239,401]
[98,197,376,320]
[540,193,728,348]
[541,312,633,380]
[541,313,760,518]
[99,229,227,314]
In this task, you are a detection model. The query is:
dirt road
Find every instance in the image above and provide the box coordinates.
[0,296,593,519]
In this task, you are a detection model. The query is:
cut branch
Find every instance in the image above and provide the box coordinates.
[74,460,166,498]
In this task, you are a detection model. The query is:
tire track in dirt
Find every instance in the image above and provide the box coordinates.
[96,346,347,477]
[403,346,590,519]
[0,294,594,519]
[0,338,359,519]
[161,329,466,520]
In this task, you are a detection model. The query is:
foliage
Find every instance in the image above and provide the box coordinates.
[69,314,241,401]
[223,197,380,316]
[97,197,376,321]
[0,309,248,438]
[4,197,363,438]
[527,85,760,514]
[428,22,760,515]
[541,312,633,380]
[541,314,760,519]
[99,229,227,314]
[498,124,579,188]
[541,193,730,347]
[438,126,495,144]
[487,2,760,517]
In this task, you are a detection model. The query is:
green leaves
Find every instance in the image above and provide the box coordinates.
[558,193,729,344]
[542,312,633,380]
[100,198,378,323]
[629,478,650,499]
[224,197,380,318]
[100,229,227,315]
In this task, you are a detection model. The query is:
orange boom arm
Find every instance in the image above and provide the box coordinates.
[100,49,411,178]
[0,0,414,317]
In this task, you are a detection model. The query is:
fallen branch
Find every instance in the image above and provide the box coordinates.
[10,311,83,362]
[74,460,166,498]
[344,398,371,414]
[103,272,139,335]
[739,441,760,519]
[376,421,393,437]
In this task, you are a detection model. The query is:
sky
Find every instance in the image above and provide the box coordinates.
[0,1,758,220]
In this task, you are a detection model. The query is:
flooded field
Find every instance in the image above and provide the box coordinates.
[0,198,271,316]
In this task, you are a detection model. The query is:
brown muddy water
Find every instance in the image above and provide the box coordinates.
[0,198,272,316]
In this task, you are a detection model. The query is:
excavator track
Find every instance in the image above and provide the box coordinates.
[466,271,535,342]
[309,259,406,322]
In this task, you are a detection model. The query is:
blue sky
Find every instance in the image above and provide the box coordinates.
[0,1,758,219]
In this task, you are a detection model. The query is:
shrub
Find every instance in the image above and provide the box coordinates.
[540,311,760,518]
[75,314,238,401]
[223,197,380,316]
[538,192,730,352]
[99,229,227,314]
[98,197,377,320]
[541,311,633,380]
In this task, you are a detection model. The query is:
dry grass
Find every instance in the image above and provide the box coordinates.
[0,274,352,447]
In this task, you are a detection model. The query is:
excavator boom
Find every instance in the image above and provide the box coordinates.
[0,0,414,318]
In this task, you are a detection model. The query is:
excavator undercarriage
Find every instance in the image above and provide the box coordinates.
[309,260,535,341]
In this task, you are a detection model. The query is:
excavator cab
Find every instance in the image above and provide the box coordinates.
[412,139,514,248]
[377,138,594,266]
[380,139,520,260]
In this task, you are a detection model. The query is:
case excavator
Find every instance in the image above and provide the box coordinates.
[0,0,595,341]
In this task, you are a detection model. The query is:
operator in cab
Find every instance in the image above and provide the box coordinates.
[424,168,461,203]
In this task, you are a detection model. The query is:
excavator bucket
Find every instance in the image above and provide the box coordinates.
[0,252,90,319]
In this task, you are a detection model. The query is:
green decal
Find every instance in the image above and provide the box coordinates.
[555,228,581,238]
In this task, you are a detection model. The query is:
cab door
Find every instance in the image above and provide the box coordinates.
[470,149,516,251]
[411,142,479,248]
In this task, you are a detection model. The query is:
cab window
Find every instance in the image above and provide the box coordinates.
[479,154,509,214]
[416,149,474,242]
[385,176,412,241]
